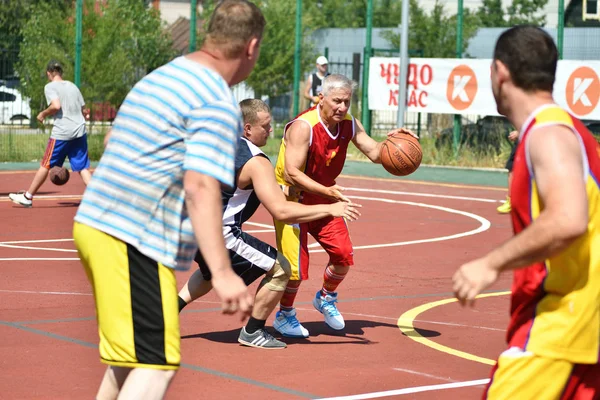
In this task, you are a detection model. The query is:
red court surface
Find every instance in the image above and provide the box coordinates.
[0,170,515,399]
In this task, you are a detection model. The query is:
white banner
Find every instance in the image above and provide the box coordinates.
[369,57,600,120]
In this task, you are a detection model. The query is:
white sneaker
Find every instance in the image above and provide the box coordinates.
[273,309,309,338]
[313,291,345,330]
[9,192,32,208]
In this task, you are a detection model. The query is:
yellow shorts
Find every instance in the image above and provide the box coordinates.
[485,347,600,399]
[74,222,180,370]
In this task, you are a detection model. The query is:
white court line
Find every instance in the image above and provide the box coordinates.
[392,367,456,383]
[294,307,503,332]
[0,289,91,296]
[0,291,500,332]
[0,288,200,307]
[346,187,505,203]
[308,196,490,251]
[315,379,490,400]
[0,243,76,252]
[243,221,273,229]
[245,229,275,233]
[0,289,222,306]
[6,194,81,199]
[0,239,73,244]
[0,193,490,257]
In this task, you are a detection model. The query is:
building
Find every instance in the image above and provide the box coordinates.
[149,0,198,26]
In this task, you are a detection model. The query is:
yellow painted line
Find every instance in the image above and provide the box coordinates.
[397,291,511,365]
[339,174,507,191]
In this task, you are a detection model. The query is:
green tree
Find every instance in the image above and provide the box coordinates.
[507,0,548,26]
[198,0,319,97]
[311,0,402,28]
[477,0,548,27]
[0,0,70,48]
[381,0,480,58]
[477,0,507,27]
[16,0,175,121]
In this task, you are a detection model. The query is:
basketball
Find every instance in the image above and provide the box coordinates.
[380,133,422,176]
[49,166,70,186]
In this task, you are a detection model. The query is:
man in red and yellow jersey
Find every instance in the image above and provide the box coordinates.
[272,73,416,338]
[453,25,600,399]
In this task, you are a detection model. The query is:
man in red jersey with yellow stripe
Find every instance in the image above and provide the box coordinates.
[272,74,417,337]
[453,25,600,399]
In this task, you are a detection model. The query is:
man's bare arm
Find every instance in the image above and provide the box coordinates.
[246,156,361,223]
[37,99,60,123]
[453,125,588,305]
[352,119,419,163]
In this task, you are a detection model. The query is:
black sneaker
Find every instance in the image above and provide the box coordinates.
[238,327,287,349]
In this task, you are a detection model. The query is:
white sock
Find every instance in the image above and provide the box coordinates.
[25,192,33,200]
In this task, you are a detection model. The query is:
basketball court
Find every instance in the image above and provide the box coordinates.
[0,168,517,399]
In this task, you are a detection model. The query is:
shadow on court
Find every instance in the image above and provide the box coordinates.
[182,319,440,346]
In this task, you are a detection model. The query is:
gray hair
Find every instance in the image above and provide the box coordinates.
[322,74,358,96]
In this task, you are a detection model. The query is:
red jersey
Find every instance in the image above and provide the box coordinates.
[275,106,355,205]
[508,104,600,364]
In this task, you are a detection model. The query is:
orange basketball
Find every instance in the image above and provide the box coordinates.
[49,166,70,186]
[380,133,422,176]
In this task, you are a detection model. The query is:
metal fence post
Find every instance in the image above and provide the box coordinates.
[189,0,197,53]
[452,0,464,157]
[75,0,83,87]
[292,0,302,117]
[558,0,564,59]
[361,0,373,135]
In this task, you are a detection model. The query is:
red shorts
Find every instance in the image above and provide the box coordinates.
[275,215,353,281]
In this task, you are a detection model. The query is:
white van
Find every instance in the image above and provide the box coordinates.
[0,85,31,124]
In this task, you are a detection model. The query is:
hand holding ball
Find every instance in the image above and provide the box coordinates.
[380,130,422,176]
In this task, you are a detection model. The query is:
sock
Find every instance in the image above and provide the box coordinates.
[321,265,348,297]
[245,317,266,334]
[25,192,33,200]
[178,296,188,312]
[279,280,301,312]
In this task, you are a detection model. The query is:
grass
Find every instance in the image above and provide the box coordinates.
[0,125,110,163]
[0,125,514,169]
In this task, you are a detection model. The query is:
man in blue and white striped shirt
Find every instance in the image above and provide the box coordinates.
[73,1,265,398]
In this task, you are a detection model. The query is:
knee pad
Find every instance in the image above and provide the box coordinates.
[262,253,291,292]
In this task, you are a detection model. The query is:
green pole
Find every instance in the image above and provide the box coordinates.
[452,0,463,157]
[557,0,564,59]
[292,0,302,117]
[361,0,373,135]
[74,0,83,87]
[189,0,197,53]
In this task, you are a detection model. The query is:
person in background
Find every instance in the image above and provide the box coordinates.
[497,129,518,214]
[9,60,91,207]
[303,55,330,108]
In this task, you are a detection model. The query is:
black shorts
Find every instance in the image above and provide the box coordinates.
[195,231,277,286]
[505,145,517,171]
